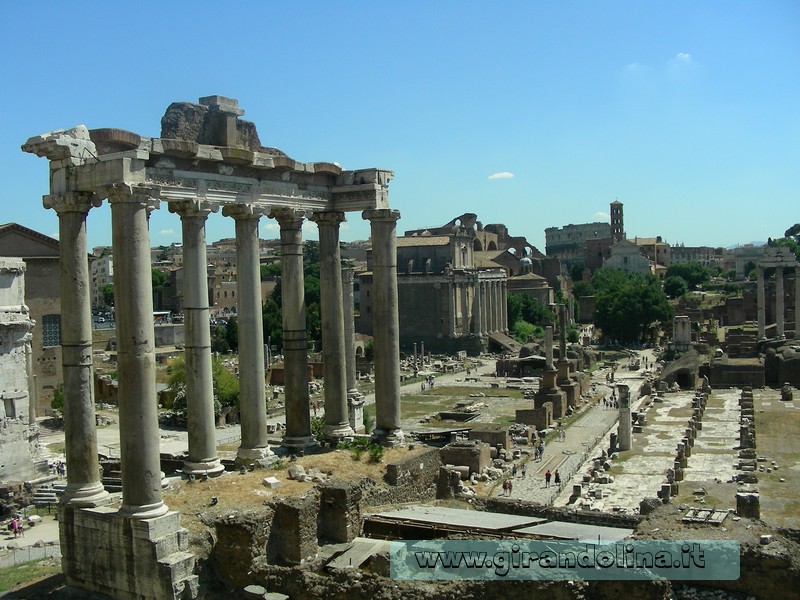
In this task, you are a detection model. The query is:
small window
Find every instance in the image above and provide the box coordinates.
[42,314,61,348]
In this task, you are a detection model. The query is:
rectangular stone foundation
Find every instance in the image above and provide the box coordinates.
[59,505,197,600]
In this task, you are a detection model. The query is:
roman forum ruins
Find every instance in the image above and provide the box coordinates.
[21,95,403,599]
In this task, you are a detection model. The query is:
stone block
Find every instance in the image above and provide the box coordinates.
[439,441,491,474]
[736,491,760,519]
[263,477,281,489]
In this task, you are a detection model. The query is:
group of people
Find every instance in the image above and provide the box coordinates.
[8,516,24,538]
[544,469,561,488]
[602,396,619,409]
[511,463,527,478]
[533,441,545,461]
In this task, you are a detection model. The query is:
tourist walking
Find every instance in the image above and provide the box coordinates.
[512,464,517,478]
[545,470,552,487]
[507,480,513,496]
[538,442,545,461]
[521,464,527,478]
[554,470,561,487]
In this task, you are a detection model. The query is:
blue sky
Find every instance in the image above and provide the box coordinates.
[2,1,798,252]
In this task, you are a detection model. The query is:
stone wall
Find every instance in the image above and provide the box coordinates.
[439,440,490,474]
[472,496,642,529]
[468,425,511,450]
[364,447,441,506]
[318,482,362,543]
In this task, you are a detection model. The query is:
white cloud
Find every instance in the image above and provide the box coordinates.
[675,52,692,61]
[488,172,514,180]
[50,231,59,239]
[593,212,609,221]
[261,222,280,232]
[159,228,175,236]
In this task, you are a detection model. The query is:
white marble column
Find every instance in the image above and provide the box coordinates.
[222,205,272,461]
[776,267,785,339]
[342,267,359,396]
[311,211,353,439]
[44,193,110,508]
[271,209,315,449]
[363,209,403,445]
[494,281,502,333]
[757,266,766,339]
[107,185,167,519]
[170,200,224,477]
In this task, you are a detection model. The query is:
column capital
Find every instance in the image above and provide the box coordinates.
[309,211,346,227]
[43,192,102,214]
[101,184,160,211]
[168,199,219,219]
[269,207,308,227]
[222,203,267,220]
[363,208,400,223]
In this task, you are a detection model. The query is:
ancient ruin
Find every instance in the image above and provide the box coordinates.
[22,95,405,599]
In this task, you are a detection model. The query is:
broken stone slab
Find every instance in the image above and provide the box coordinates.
[243,585,268,600]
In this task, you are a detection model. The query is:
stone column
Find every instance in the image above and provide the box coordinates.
[495,281,503,333]
[107,185,167,518]
[448,280,457,336]
[461,283,470,335]
[271,209,315,449]
[311,211,353,439]
[342,267,358,396]
[545,326,554,369]
[222,205,272,461]
[502,280,509,333]
[776,267,785,339]
[473,278,483,335]
[757,266,766,339]
[363,209,403,445]
[170,200,224,477]
[481,281,489,334]
[24,334,36,423]
[617,384,632,451]
[796,266,800,339]
[44,193,109,508]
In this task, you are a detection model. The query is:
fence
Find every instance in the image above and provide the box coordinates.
[0,543,61,569]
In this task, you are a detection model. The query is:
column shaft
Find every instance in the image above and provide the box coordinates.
[223,206,272,461]
[272,209,315,449]
[108,186,166,519]
[474,279,483,334]
[757,267,766,339]
[342,267,358,393]
[45,194,109,508]
[364,209,403,444]
[171,201,223,476]
[448,280,457,336]
[776,267,785,338]
[312,211,352,438]
[461,283,469,335]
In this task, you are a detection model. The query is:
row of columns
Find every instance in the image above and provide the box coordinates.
[471,278,507,336]
[47,183,403,519]
[756,266,800,340]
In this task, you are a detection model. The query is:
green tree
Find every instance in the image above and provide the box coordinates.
[51,383,64,412]
[262,298,283,349]
[771,236,800,262]
[573,280,594,298]
[664,275,689,299]
[167,355,240,409]
[511,320,536,344]
[102,283,115,307]
[151,268,169,291]
[364,340,375,362]
[593,269,672,343]
[569,261,586,282]
[260,262,282,280]
[224,317,239,352]
[664,262,710,290]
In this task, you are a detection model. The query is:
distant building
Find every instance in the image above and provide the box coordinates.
[0,224,63,416]
[546,200,625,273]
[604,239,653,274]
[670,245,725,270]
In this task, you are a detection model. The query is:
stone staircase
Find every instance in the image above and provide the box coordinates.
[32,482,65,508]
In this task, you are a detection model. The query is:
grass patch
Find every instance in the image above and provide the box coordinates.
[0,558,62,593]
[46,442,65,454]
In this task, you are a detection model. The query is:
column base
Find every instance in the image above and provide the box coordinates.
[183,458,225,478]
[236,446,274,462]
[371,428,405,447]
[118,499,170,520]
[60,482,112,508]
[324,423,355,440]
[281,435,318,451]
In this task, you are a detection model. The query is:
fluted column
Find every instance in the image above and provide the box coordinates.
[776,267,785,339]
[757,266,766,339]
[44,193,109,508]
[363,209,403,445]
[222,205,272,461]
[170,200,224,477]
[271,209,315,449]
[481,281,489,334]
[494,281,502,333]
[311,211,353,439]
[106,185,166,519]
